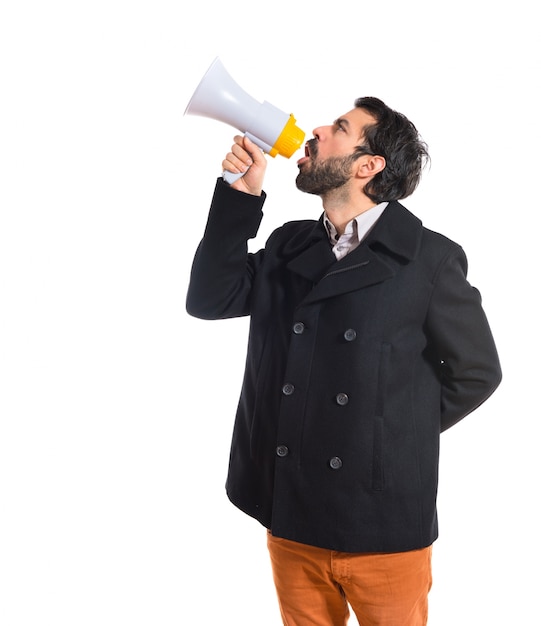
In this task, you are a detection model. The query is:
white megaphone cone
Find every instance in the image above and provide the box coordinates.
[184,58,305,183]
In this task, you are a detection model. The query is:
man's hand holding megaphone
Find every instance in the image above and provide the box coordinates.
[222,135,268,197]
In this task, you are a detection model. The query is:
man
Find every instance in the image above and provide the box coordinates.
[186,97,502,625]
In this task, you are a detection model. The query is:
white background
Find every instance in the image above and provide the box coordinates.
[1,1,539,624]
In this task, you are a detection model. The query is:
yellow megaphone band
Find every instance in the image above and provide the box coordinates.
[269,114,306,158]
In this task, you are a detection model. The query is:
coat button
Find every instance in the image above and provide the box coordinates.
[336,392,349,406]
[329,456,343,470]
[276,445,289,457]
[344,328,357,342]
[282,383,295,396]
[293,322,305,334]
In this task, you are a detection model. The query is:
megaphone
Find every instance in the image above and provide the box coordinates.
[184,58,305,184]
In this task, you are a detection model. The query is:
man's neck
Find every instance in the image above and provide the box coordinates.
[322,193,378,237]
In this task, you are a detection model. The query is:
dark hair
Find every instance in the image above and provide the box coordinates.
[353,97,429,203]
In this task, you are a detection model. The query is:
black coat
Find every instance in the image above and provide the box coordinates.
[186,179,502,553]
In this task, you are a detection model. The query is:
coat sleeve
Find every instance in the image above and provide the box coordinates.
[425,246,502,432]
[186,178,267,320]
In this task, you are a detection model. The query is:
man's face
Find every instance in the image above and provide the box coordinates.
[296,107,376,196]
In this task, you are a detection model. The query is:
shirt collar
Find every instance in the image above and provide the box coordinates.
[323,202,389,246]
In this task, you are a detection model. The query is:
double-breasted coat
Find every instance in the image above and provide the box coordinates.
[186,179,502,553]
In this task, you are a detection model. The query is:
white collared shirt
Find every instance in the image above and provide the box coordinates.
[324,202,388,260]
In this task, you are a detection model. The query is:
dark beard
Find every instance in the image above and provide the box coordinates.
[296,149,359,196]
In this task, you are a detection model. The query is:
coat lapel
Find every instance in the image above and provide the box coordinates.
[286,201,423,305]
[299,246,396,304]
[283,218,336,283]
[286,239,337,283]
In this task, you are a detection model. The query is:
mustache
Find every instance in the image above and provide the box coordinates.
[307,138,318,157]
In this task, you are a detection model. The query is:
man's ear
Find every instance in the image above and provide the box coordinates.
[354,154,386,179]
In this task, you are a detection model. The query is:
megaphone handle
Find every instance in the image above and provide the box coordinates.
[222,168,247,184]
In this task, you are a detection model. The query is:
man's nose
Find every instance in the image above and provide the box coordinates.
[312,126,325,141]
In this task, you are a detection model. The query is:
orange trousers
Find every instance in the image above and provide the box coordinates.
[267,532,432,626]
